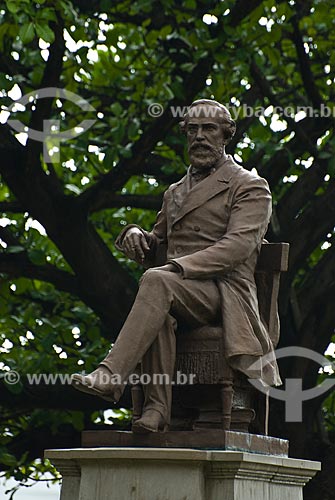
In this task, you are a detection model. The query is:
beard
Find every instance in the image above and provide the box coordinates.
[188,143,223,170]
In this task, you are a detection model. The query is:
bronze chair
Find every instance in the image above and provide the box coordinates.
[132,242,289,433]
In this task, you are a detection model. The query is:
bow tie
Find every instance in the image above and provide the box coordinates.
[191,166,216,183]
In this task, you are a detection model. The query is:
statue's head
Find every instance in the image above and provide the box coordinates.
[180,99,236,169]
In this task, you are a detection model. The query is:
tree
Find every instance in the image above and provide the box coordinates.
[0,0,334,498]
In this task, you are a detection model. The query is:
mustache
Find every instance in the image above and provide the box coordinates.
[189,143,215,153]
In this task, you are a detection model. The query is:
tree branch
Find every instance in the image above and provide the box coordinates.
[0,122,25,150]
[78,0,266,214]
[256,116,331,190]
[0,378,131,412]
[282,180,335,280]
[0,226,20,247]
[0,126,138,334]
[0,378,132,467]
[290,14,323,108]
[228,0,264,27]
[249,61,332,193]
[250,60,320,156]
[277,155,331,227]
[298,241,335,325]
[0,201,24,213]
[78,55,213,213]
[288,281,335,391]
[0,252,79,296]
[26,17,65,186]
[70,0,264,30]
[134,153,184,182]
[89,194,164,213]
[0,53,29,79]
[88,153,181,213]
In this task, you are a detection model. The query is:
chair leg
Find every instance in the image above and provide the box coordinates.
[220,367,234,431]
[131,384,144,424]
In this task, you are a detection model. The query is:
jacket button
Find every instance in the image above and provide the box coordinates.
[194,225,200,231]
[176,246,182,253]
[174,223,181,231]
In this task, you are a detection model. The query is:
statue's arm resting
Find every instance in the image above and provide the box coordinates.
[115,193,168,268]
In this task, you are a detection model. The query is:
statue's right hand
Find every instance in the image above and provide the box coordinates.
[122,227,150,263]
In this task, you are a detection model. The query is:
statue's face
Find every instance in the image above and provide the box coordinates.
[186,105,226,169]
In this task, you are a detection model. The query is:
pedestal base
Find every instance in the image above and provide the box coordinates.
[45,447,320,500]
[81,430,289,457]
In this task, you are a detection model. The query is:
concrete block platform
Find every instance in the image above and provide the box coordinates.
[45,447,320,500]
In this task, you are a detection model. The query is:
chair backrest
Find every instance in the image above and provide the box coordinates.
[255,242,289,347]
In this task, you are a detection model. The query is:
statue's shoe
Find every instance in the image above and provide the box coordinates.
[71,366,122,403]
[132,409,168,433]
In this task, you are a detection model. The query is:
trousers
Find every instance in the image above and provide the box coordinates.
[100,268,221,421]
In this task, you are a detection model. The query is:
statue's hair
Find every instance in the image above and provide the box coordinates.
[180,99,236,143]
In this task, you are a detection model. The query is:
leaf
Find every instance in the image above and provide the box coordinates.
[318,152,332,159]
[6,245,25,254]
[40,332,57,350]
[111,102,123,117]
[0,450,17,467]
[35,22,55,43]
[5,379,23,394]
[65,184,81,195]
[6,0,21,14]
[71,305,92,319]
[87,326,100,341]
[101,0,113,11]
[19,22,35,44]
[28,249,45,265]
[37,8,58,22]
[12,278,30,294]
[328,156,335,178]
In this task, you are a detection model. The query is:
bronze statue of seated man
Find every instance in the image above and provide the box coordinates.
[72,99,281,433]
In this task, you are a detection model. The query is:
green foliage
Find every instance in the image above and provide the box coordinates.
[0,0,334,495]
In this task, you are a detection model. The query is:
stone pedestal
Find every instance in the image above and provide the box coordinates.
[45,447,320,500]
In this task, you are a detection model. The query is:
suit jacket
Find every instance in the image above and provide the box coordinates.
[116,155,281,386]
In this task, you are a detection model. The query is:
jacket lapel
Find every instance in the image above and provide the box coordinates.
[171,175,189,209]
[171,157,235,226]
